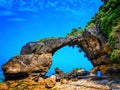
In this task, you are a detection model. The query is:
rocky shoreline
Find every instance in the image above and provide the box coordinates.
[1,0,120,89]
[0,69,120,90]
[0,76,120,90]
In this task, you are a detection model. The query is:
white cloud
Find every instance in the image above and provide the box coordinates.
[56,6,66,12]
[0,0,102,17]
[19,6,39,12]
[0,10,16,16]
[66,6,70,11]
[48,1,58,7]
[8,17,26,21]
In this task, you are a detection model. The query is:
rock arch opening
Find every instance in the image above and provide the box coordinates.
[3,33,107,80]
[46,46,93,76]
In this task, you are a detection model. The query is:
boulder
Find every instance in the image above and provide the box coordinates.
[0,83,8,90]
[45,78,56,88]
[54,68,65,81]
[60,79,68,84]
[64,70,90,80]
[38,77,45,86]
[50,75,57,81]
[2,53,52,80]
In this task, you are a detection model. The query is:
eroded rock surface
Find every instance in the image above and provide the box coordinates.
[1,2,120,90]
[2,77,120,90]
[2,53,52,80]
[20,37,81,55]
[2,24,119,80]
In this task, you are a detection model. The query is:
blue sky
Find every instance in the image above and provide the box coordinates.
[0,0,103,75]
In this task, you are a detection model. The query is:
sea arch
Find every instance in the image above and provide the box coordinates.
[46,45,93,76]
[3,28,111,80]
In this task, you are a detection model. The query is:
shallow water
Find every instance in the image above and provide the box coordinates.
[0,71,5,82]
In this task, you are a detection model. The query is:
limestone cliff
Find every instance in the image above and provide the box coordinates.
[2,0,120,80]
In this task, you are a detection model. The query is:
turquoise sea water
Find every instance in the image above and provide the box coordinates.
[0,0,103,80]
[0,71,4,82]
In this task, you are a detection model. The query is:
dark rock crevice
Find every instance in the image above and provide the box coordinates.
[3,72,29,80]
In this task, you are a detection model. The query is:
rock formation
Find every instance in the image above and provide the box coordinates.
[2,0,120,80]
[2,53,52,80]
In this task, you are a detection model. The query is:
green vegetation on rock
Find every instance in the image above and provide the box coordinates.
[54,67,59,71]
[66,27,84,37]
[17,82,28,86]
[86,23,96,30]
[108,31,115,50]
[39,37,61,42]
[110,48,120,63]
[35,45,42,53]
[113,22,120,32]
[72,67,85,72]
[85,0,120,64]
[89,0,120,37]
[0,82,5,84]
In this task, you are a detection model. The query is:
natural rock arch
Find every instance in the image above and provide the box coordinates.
[2,0,120,80]
[2,26,111,80]
[48,45,94,75]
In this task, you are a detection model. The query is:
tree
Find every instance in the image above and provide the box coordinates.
[101,0,108,3]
